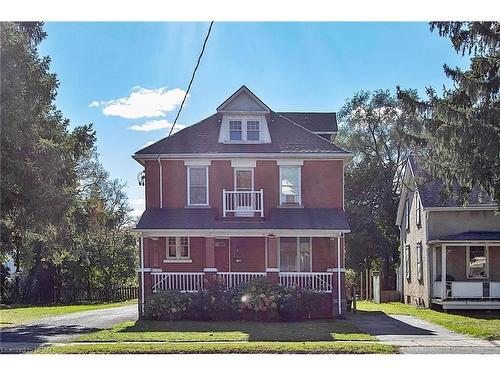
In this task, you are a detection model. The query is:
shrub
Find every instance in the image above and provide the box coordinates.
[144,290,192,320]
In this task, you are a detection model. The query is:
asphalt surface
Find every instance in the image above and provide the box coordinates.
[0,304,138,353]
[349,311,500,354]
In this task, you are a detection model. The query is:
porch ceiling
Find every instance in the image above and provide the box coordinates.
[429,231,500,244]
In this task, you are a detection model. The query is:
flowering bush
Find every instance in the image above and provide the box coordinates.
[232,278,281,321]
[144,290,192,320]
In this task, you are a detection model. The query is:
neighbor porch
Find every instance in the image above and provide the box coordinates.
[430,232,500,310]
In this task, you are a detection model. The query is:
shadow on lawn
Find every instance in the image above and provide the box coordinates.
[348,310,436,336]
[121,319,365,341]
[0,324,99,343]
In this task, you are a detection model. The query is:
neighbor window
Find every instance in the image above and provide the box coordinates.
[229,120,242,141]
[467,246,488,279]
[416,242,423,281]
[246,120,260,141]
[188,166,208,205]
[167,237,190,259]
[416,192,421,227]
[280,166,301,205]
[279,237,311,272]
[405,245,411,280]
[405,198,410,230]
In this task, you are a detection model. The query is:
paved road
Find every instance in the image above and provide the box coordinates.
[0,304,138,353]
[349,311,500,354]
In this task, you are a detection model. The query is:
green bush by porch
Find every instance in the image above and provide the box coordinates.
[357,301,500,340]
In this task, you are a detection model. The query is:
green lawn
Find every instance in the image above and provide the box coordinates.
[0,300,136,328]
[357,301,500,340]
[74,319,374,343]
[35,341,397,354]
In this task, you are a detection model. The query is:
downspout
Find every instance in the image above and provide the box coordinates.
[337,236,342,315]
[157,155,163,208]
[140,236,145,316]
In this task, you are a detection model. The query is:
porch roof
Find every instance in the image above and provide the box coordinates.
[430,231,500,244]
[135,207,350,231]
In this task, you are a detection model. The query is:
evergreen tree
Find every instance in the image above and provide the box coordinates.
[397,22,500,205]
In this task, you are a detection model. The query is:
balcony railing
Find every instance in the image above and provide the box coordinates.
[223,189,264,217]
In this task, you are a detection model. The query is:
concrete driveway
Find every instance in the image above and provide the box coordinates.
[349,311,500,354]
[0,304,138,353]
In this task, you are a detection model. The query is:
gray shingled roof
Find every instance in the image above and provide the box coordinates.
[438,231,500,241]
[135,111,347,155]
[278,112,337,133]
[410,155,496,208]
[136,207,350,231]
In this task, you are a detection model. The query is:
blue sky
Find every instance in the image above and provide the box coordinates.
[38,22,469,216]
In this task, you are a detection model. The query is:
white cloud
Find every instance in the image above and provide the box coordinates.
[129,119,186,133]
[130,198,145,217]
[92,87,187,119]
[141,140,156,148]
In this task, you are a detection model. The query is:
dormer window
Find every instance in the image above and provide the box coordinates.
[246,120,260,141]
[229,120,243,141]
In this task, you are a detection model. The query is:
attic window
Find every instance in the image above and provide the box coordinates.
[229,120,242,141]
[247,120,260,141]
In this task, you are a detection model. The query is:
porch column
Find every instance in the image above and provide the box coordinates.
[441,244,447,300]
[266,235,279,283]
[328,236,346,318]
[204,236,218,289]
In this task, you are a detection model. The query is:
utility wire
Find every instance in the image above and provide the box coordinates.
[168,21,214,137]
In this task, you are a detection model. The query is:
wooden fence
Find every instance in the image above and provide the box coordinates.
[52,286,138,303]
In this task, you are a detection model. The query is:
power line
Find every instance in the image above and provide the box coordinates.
[168,21,214,137]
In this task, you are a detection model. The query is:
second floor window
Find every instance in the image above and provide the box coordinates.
[415,192,421,227]
[187,166,208,205]
[246,120,260,141]
[229,120,242,141]
[405,245,411,280]
[280,166,301,205]
[405,198,410,230]
[416,242,423,281]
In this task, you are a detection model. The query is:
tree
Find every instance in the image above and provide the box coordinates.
[397,22,500,206]
[338,90,414,289]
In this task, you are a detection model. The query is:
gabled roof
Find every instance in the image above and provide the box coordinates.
[278,112,338,133]
[134,111,349,157]
[216,85,270,113]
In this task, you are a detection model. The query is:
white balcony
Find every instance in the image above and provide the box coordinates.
[223,189,264,218]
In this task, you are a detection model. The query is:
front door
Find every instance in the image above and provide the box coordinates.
[214,238,229,272]
[234,168,254,215]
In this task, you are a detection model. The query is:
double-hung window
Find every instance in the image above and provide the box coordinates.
[405,198,410,230]
[229,120,242,141]
[280,166,301,205]
[415,192,421,227]
[279,237,311,272]
[416,242,423,281]
[246,120,260,141]
[467,246,488,279]
[167,237,190,259]
[188,166,208,206]
[405,245,411,280]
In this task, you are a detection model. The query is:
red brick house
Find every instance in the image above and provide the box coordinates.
[133,86,352,318]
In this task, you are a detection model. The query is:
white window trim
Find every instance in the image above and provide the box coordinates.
[416,242,423,281]
[279,165,302,205]
[416,192,421,227]
[165,237,192,262]
[218,114,271,144]
[405,245,411,280]
[233,168,254,190]
[278,237,313,272]
[466,245,489,279]
[187,166,209,206]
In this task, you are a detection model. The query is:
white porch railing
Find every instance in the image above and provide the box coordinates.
[217,272,266,290]
[223,189,264,217]
[433,281,500,299]
[279,272,333,293]
[152,272,204,292]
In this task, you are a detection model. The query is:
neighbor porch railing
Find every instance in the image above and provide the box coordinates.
[279,272,333,293]
[151,272,204,293]
[433,281,500,299]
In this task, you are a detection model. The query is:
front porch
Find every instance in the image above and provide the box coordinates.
[430,237,500,309]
